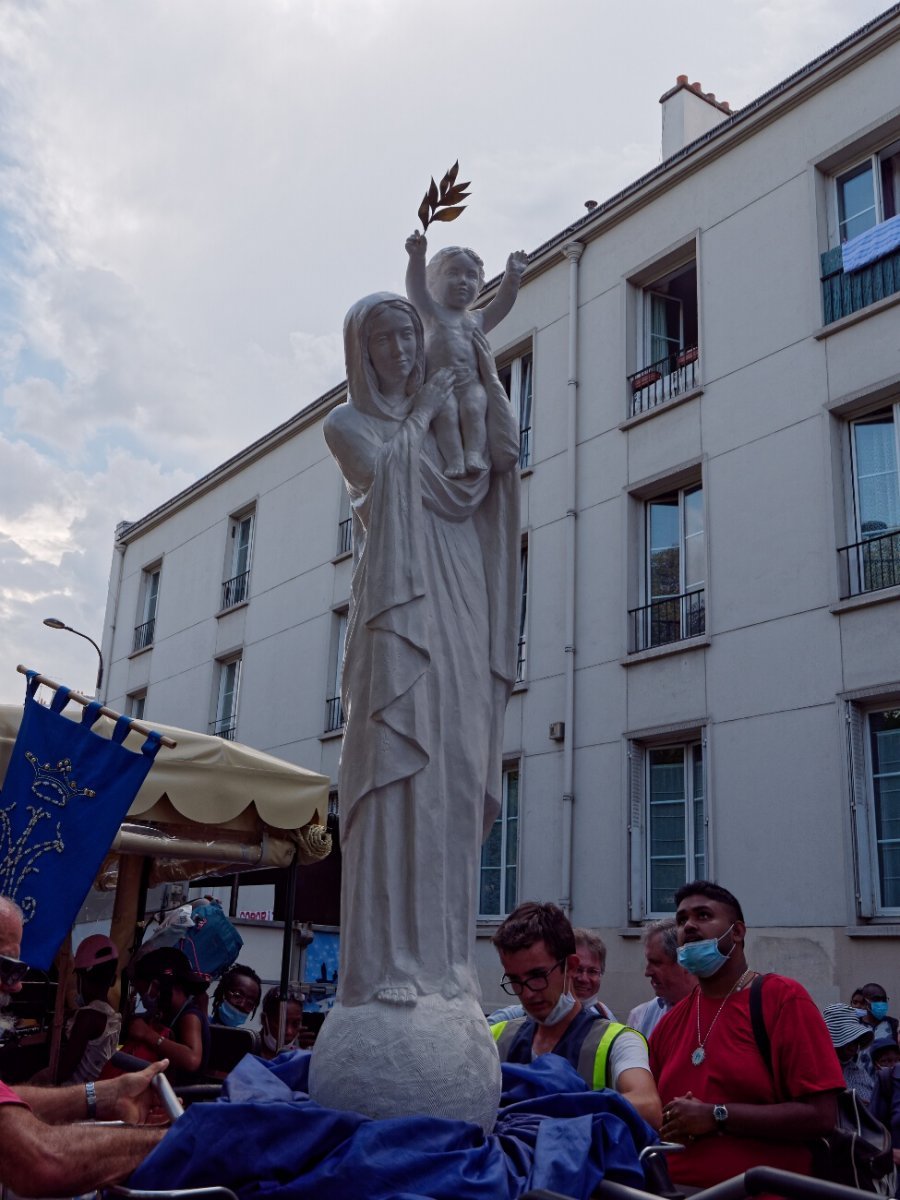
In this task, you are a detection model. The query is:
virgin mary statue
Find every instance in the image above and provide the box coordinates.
[308,292,519,1128]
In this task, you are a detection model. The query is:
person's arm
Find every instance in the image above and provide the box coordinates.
[158,1011,204,1074]
[617,1067,663,1129]
[17,1058,170,1125]
[0,1103,165,1197]
[405,232,437,320]
[661,1088,838,1143]
[54,1005,106,1082]
[480,251,528,333]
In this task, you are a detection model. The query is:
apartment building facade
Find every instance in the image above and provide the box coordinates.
[100,8,900,1015]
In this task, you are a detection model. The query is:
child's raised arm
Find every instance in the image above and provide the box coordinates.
[405,231,437,319]
[480,250,528,333]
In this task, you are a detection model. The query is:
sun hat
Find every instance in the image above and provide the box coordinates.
[823,1003,871,1048]
[73,934,119,971]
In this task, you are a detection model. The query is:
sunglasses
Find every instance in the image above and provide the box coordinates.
[0,953,29,988]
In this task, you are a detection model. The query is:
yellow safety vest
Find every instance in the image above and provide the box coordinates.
[491,1015,645,1091]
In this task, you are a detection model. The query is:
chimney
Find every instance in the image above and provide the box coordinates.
[659,75,731,159]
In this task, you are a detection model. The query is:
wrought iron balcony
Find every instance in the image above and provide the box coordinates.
[337,517,352,556]
[628,346,699,416]
[821,244,900,325]
[628,588,706,653]
[221,570,249,610]
[325,695,345,733]
[209,718,236,741]
[515,637,526,683]
[519,426,532,470]
[838,529,900,599]
[132,618,155,652]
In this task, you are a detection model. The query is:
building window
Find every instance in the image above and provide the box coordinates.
[325,610,347,732]
[848,700,900,916]
[628,259,699,416]
[629,735,707,918]
[479,765,519,918]
[222,510,254,609]
[337,485,353,556]
[211,656,241,740]
[498,350,533,469]
[821,138,900,324]
[836,142,900,244]
[838,402,900,598]
[517,539,528,683]
[629,482,705,652]
[133,565,160,652]
[126,692,146,721]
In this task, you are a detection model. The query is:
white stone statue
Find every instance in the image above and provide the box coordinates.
[309,290,521,1130]
[405,233,528,479]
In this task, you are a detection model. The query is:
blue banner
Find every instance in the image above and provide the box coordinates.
[0,675,162,969]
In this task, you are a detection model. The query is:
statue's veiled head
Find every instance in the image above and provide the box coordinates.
[344,293,425,420]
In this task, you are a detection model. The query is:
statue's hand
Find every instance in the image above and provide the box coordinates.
[506,250,528,278]
[418,367,454,420]
[406,231,427,258]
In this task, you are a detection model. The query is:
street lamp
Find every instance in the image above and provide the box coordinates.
[42,617,104,693]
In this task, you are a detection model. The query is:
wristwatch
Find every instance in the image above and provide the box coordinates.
[713,1104,729,1132]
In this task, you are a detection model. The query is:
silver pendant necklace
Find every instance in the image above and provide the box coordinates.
[692,968,753,1066]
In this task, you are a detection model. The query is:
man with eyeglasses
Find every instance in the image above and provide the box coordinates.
[0,895,169,1196]
[489,901,661,1128]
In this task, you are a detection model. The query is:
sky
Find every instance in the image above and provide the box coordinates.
[0,0,891,705]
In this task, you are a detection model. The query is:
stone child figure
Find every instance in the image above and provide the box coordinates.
[405,233,527,478]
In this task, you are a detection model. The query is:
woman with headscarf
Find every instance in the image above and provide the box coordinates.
[323,292,520,1008]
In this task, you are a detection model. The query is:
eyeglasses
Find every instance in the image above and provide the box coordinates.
[0,954,29,988]
[572,967,602,980]
[500,959,565,996]
[224,988,258,1011]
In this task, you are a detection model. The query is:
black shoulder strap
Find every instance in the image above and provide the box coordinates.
[749,972,773,1072]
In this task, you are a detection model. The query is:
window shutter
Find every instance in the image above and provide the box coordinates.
[847,702,875,917]
[628,743,646,921]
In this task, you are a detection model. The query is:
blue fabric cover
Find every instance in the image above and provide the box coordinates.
[842,213,900,272]
[0,676,161,968]
[132,1051,656,1200]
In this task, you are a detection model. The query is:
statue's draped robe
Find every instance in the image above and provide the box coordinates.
[326,294,520,1006]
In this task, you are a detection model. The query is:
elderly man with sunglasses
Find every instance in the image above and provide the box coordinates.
[489,901,662,1128]
[0,896,168,1197]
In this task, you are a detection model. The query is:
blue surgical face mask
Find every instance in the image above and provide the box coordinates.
[871,1001,890,1021]
[676,924,735,979]
[853,1006,870,1020]
[533,989,576,1027]
[216,999,248,1028]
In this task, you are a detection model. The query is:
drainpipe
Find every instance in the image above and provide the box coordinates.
[560,240,583,914]
[100,536,127,704]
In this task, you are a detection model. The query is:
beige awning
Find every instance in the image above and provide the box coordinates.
[0,703,332,878]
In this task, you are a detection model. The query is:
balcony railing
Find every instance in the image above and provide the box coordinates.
[628,346,699,417]
[629,588,706,653]
[221,570,249,610]
[132,618,155,652]
[337,517,352,556]
[838,529,900,599]
[325,695,345,733]
[210,718,236,741]
[821,244,900,325]
[516,637,526,683]
[519,426,532,470]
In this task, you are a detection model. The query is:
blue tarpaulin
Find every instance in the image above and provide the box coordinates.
[132,1051,656,1200]
[0,675,162,969]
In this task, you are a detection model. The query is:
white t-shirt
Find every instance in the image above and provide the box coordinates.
[606,1028,651,1088]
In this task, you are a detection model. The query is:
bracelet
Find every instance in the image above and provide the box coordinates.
[84,1080,97,1120]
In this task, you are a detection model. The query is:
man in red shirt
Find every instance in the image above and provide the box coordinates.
[651,881,844,1189]
[0,895,168,1196]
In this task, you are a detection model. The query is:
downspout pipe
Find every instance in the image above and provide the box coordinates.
[560,240,583,913]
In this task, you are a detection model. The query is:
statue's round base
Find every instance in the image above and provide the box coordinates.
[308,992,502,1133]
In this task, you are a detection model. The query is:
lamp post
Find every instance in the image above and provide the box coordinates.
[42,617,104,694]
